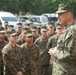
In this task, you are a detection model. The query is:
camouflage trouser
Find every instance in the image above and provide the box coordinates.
[38,64,52,75]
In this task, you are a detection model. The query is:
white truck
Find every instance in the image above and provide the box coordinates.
[0,11,19,30]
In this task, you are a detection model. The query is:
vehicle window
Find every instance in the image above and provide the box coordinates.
[30,17,38,22]
[2,17,18,21]
[22,17,29,20]
[37,18,40,22]
[42,16,48,22]
[20,19,25,22]
[48,17,58,21]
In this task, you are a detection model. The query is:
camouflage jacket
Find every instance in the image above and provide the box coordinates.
[21,43,40,75]
[17,37,25,45]
[53,23,76,75]
[34,36,50,65]
[2,44,23,75]
[46,34,59,50]
[0,41,8,75]
[46,34,59,64]
[34,36,49,53]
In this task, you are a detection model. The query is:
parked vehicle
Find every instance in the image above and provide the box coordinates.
[0,11,19,30]
[18,15,48,26]
[29,15,48,26]
[42,13,58,22]
[18,15,29,25]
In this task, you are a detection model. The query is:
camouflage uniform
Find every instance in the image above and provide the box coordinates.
[2,44,24,75]
[53,24,76,75]
[21,43,40,75]
[51,3,76,75]
[47,34,59,49]
[34,36,49,54]
[16,23,22,36]
[32,35,39,42]
[31,28,39,42]
[47,32,56,38]
[46,34,59,75]
[0,41,8,75]
[34,36,49,75]
[17,37,25,45]
[17,31,21,36]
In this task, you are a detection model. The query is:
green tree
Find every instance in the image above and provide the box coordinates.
[0,0,76,17]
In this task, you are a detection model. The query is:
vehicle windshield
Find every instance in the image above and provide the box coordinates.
[29,16,48,23]
[42,16,48,22]
[2,17,18,22]
[48,17,58,22]
[37,16,48,22]
[31,17,38,22]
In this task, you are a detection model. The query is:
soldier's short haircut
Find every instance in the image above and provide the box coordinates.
[32,26,37,29]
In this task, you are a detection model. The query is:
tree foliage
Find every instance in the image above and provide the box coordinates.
[0,0,76,17]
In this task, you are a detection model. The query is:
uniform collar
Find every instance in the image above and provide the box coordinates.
[64,22,74,30]
[25,43,34,49]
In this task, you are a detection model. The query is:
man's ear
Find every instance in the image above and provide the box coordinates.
[67,12,72,19]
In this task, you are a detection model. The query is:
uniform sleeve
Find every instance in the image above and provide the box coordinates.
[2,46,24,74]
[46,37,53,51]
[54,29,75,60]
[34,38,39,45]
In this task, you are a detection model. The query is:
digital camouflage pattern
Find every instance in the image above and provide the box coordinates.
[53,24,76,75]
[34,36,49,56]
[17,37,25,45]
[34,36,50,75]
[34,36,49,65]
[0,41,8,75]
[21,43,40,75]
[33,35,39,43]
[55,4,72,14]
[47,32,55,39]
[46,34,58,50]
[46,34,59,75]
[2,44,24,75]
[17,31,21,36]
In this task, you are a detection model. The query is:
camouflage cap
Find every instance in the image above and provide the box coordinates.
[23,25,30,29]
[41,28,47,32]
[31,29,37,32]
[24,32,33,37]
[17,25,22,27]
[10,33,18,36]
[17,23,22,27]
[24,30,33,37]
[55,22,64,29]
[56,25,63,29]
[0,27,5,33]
[31,27,37,32]
[37,25,41,29]
[26,33,33,37]
[6,31,18,36]
[8,25,14,28]
[55,4,72,14]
